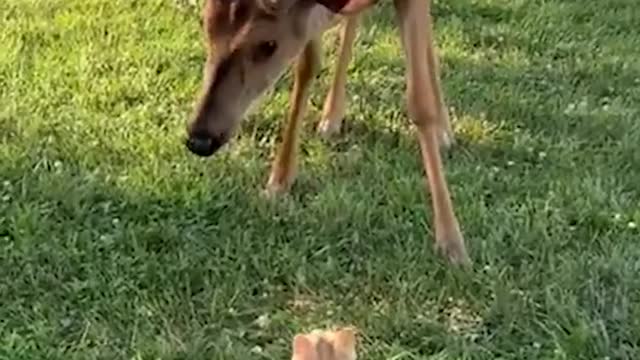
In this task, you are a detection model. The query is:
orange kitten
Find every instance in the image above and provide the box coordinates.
[291,328,357,360]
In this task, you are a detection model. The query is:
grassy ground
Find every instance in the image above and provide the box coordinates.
[1,0,639,358]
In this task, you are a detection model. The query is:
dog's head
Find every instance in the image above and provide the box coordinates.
[185,0,373,157]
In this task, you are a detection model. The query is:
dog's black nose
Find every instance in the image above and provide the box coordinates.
[185,135,222,157]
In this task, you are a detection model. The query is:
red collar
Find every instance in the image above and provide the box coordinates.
[316,0,350,13]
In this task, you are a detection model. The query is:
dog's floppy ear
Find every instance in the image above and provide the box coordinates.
[314,0,373,14]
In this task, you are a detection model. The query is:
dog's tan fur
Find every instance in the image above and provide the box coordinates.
[186,0,470,265]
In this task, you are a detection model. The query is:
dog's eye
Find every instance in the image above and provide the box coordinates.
[253,41,278,62]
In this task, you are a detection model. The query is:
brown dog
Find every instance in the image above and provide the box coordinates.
[185,0,470,265]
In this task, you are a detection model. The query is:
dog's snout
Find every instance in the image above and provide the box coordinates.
[185,134,224,157]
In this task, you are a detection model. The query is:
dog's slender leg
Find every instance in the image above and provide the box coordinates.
[393,0,469,265]
[424,17,454,148]
[266,39,321,195]
[317,16,359,137]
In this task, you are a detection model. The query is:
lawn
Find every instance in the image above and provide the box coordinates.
[1,0,639,358]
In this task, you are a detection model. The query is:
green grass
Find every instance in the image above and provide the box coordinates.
[1,0,640,358]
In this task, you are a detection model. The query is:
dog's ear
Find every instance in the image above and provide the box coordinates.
[314,0,373,14]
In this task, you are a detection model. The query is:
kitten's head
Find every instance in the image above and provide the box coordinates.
[291,328,357,360]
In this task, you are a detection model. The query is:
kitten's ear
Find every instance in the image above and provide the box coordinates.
[332,328,357,360]
[316,338,335,358]
[292,334,316,360]
[314,0,373,14]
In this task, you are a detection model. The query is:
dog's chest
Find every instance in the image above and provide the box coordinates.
[307,6,344,37]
